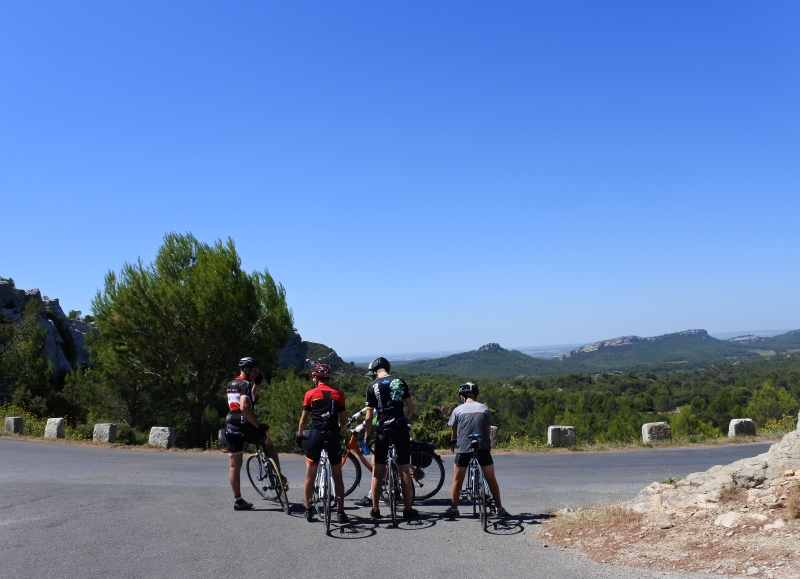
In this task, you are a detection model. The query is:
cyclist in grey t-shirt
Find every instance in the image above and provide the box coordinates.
[445,382,508,518]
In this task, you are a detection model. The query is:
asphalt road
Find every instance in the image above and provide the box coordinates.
[0,438,773,579]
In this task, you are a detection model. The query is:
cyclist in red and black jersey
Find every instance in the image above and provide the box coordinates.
[297,363,349,523]
[225,356,283,511]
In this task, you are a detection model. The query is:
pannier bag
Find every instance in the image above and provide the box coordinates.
[410,440,436,468]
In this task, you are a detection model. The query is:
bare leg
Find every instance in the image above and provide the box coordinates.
[399,464,413,510]
[331,463,345,512]
[481,463,502,508]
[229,452,243,497]
[304,461,317,509]
[371,464,386,511]
[451,463,467,508]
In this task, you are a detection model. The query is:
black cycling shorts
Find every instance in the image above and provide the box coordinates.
[454,449,493,468]
[225,422,266,454]
[305,428,343,465]
[373,430,411,466]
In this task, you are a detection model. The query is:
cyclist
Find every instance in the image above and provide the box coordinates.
[362,356,417,520]
[445,381,509,518]
[298,363,349,523]
[225,356,283,511]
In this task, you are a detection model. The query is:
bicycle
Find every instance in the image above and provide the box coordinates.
[461,433,490,532]
[311,444,336,534]
[245,441,290,514]
[382,441,414,527]
[339,408,445,501]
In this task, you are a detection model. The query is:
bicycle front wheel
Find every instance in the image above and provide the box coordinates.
[340,452,362,497]
[246,453,276,500]
[411,451,445,500]
[266,458,290,514]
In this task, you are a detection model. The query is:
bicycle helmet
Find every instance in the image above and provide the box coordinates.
[368,356,391,373]
[458,382,479,399]
[239,356,260,370]
[311,363,332,379]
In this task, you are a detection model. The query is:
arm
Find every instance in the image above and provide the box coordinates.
[298,408,310,438]
[240,396,260,428]
[364,407,374,438]
[404,396,415,420]
[338,410,348,431]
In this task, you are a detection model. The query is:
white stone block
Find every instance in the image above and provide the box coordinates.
[5,416,23,434]
[489,426,498,449]
[728,418,756,437]
[642,422,671,443]
[44,417,65,439]
[548,425,576,447]
[149,426,175,449]
[93,423,117,443]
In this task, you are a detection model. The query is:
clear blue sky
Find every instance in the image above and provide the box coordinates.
[2,2,798,357]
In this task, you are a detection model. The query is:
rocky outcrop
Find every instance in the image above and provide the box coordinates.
[562,329,709,358]
[277,328,307,371]
[478,343,505,352]
[0,278,93,377]
[629,428,800,514]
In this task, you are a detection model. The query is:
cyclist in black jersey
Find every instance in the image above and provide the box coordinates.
[225,356,281,511]
[362,357,418,520]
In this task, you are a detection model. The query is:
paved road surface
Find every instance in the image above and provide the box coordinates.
[0,438,772,579]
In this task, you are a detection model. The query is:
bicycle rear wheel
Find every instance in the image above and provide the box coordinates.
[313,464,326,520]
[411,451,445,500]
[246,453,276,500]
[479,472,488,531]
[387,460,397,526]
[266,458,290,514]
[323,461,332,534]
[340,452,362,497]
[471,465,479,518]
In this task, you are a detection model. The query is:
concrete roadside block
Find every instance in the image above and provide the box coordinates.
[149,426,176,449]
[218,428,228,450]
[93,423,117,443]
[548,425,576,447]
[44,418,65,439]
[5,416,23,434]
[728,418,756,437]
[489,426,498,449]
[642,422,671,443]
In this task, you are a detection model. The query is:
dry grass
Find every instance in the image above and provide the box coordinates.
[718,483,747,505]
[787,482,800,518]
[548,503,641,529]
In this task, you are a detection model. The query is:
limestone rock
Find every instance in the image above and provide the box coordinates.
[5,416,23,434]
[93,423,117,443]
[548,425,576,447]
[490,425,498,449]
[763,519,786,530]
[642,422,671,443]
[149,427,175,449]
[729,418,756,437]
[44,418,65,438]
[277,328,308,371]
[714,512,741,528]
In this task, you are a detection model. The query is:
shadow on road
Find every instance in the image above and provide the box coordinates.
[484,512,553,536]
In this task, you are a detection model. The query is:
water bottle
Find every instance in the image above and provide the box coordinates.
[359,439,371,455]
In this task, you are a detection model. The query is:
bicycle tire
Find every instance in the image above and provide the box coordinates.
[471,464,479,518]
[411,451,444,500]
[340,452,362,497]
[323,460,332,534]
[387,459,397,526]
[313,462,326,520]
[479,470,487,531]
[266,458,290,514]
[246,453,277,500]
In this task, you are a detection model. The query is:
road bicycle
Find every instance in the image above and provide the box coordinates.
[245,441,290,514]
[382,441,414,527]
[339,408,445,501]
[462,433,491,532]
[311,443,336,534]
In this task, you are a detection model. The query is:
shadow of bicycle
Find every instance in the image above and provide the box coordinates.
[483,512,554,536]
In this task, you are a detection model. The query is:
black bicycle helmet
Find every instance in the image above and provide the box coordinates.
[239,356,260,370]
[458,382,479,399]
[368,356,391,373]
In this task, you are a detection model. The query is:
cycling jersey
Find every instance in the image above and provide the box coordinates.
[365,374,410,433]
[448,400,494,453]
[302,383,346,433]
[226,375,254,426]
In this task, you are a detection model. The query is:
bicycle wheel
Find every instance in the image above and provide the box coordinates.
[246,453,276,500]
[471,465,480,518]
[479,472,487,531]
[323,461,332,534]
[266,458,290,514]
[340,452,362,497]
[313,464,326,520]
[411,451,445,500]
[387,459,397,526]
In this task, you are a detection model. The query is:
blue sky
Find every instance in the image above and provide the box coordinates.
[1,2,798,357]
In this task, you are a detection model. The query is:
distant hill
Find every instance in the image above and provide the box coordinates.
[396,329,800,379]
[305,342,363,375]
